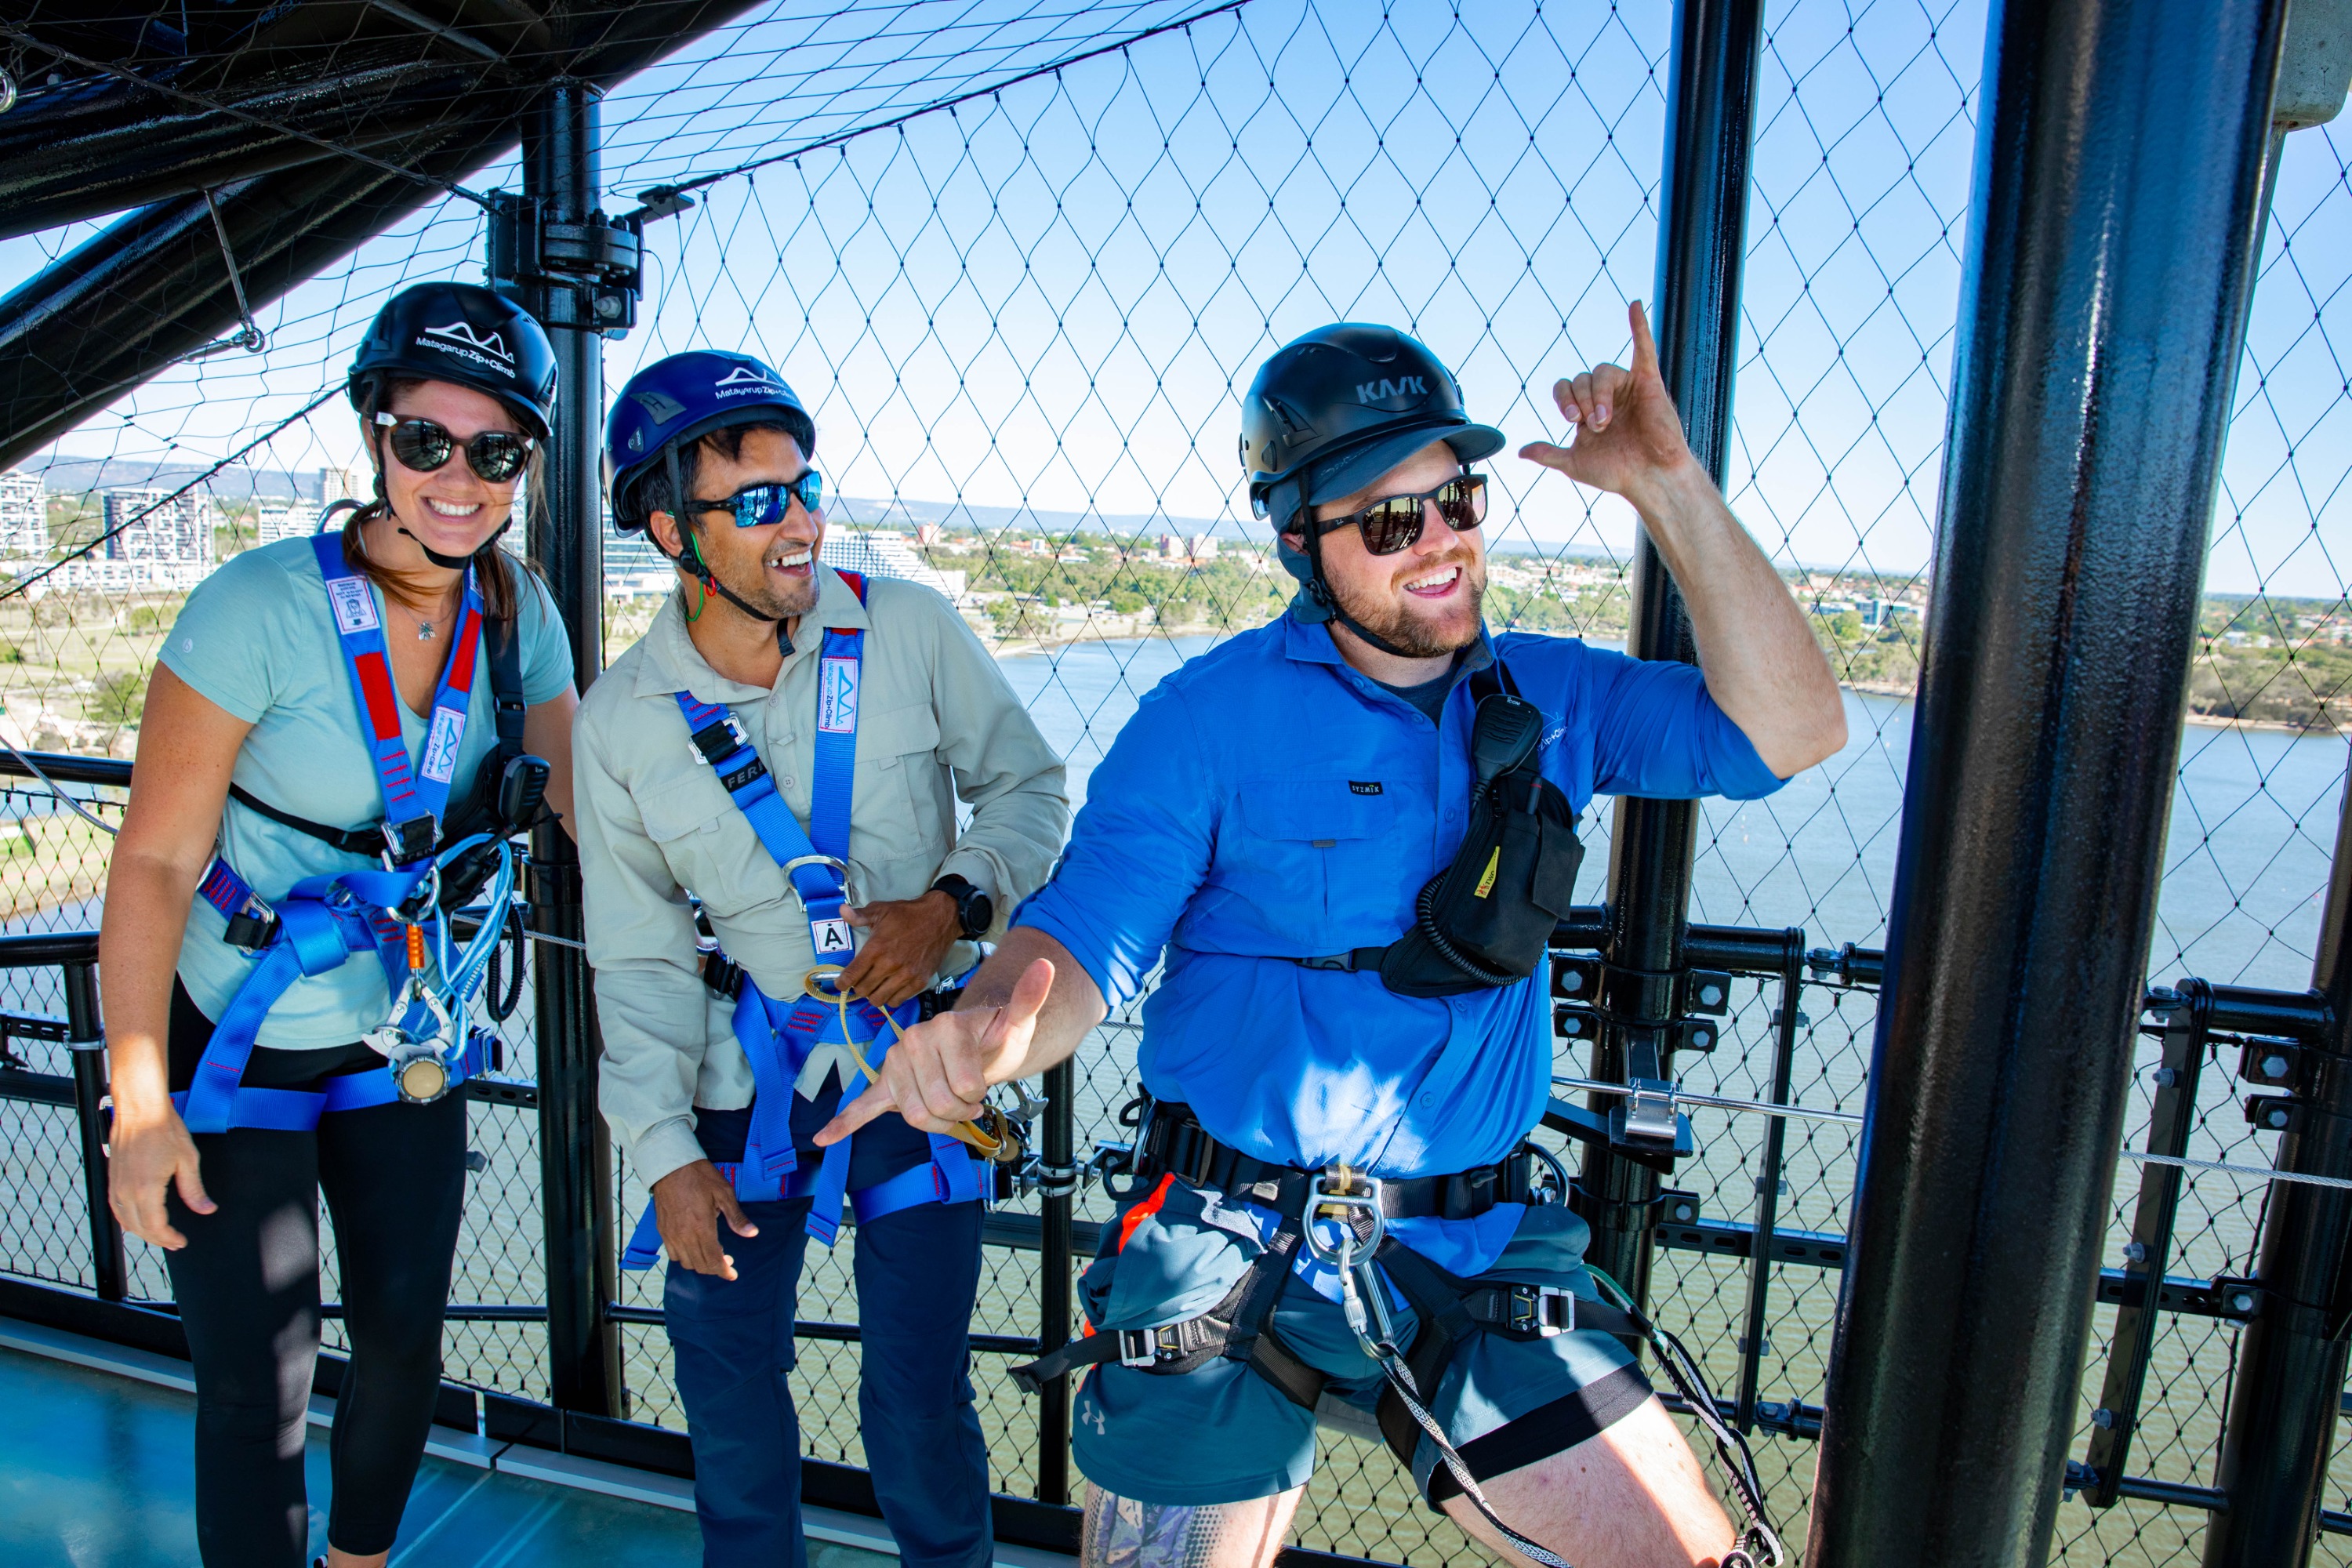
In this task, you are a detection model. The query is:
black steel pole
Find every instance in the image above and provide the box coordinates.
[1036,1060,1074,1504]
[1806,2,2288,1563]
[2204,748,2352,1567]
[1583,0,1762,1305]
[521,77,619,1419]
[64,959,124,1302]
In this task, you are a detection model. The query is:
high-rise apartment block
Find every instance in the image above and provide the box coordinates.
[0,470,45,561]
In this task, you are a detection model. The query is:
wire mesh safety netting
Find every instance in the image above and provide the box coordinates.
[0,3,2349,1566]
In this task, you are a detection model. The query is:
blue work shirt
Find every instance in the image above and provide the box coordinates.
[1015,611,1786,1288]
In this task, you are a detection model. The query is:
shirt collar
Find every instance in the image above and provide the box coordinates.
[632,563,870,702]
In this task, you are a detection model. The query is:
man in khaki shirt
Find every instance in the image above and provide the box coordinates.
[579,349,1066,1568]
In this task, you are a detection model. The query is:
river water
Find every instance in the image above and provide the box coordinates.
[7,632,2346,1564]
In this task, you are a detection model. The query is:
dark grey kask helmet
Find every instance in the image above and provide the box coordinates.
[1240,323,1504,652]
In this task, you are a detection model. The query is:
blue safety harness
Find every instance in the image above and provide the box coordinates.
[176,534,514,1133]
[620,570,983,1269]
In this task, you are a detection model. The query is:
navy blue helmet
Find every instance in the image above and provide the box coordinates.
[606,350,817,533]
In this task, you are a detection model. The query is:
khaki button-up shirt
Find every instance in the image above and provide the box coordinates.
[575,566,1069,1188]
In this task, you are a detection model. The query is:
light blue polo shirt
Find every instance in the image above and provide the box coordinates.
[1015,611,1785,1284]
[158,537,572,1050]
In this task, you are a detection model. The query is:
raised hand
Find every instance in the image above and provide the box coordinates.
[1518,300,1697,507]
[816,956,1055,1144]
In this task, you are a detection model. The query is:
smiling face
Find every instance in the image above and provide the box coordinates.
[371,378,528,561]
[648,426,825,622]
[1289,439,1486,658]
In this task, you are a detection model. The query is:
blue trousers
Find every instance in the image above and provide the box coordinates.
[664,1170,992,1568]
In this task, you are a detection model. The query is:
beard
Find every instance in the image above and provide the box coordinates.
[711,533,822,621]
[1328,550,1487,656]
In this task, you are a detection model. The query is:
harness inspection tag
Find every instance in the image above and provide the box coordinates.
[328,575,379,634]
[810,916,856,955]
[817,655,860,733]
[421,707,465,784]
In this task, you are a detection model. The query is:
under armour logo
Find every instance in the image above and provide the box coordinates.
[421,320,514,364]
[1355,375,1428,403]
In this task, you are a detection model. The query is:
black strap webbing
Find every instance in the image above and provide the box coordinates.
[226,783,383,856]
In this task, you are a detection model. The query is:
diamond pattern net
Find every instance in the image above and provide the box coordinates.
[2,4,2348,1566]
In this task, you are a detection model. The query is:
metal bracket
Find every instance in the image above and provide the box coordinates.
[486,191,644,335]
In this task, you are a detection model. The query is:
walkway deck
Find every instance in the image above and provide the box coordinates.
[0,1333,901,1568]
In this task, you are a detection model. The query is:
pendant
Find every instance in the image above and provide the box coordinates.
[417,620,436,641]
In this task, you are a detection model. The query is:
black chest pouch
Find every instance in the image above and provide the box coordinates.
[1300,662,1584,998]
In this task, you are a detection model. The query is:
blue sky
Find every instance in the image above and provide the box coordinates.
[3,0,2345,594]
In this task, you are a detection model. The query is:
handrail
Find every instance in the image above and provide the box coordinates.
[0,749,132,789]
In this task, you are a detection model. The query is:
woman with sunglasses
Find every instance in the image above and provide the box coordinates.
[99,280,583,1568]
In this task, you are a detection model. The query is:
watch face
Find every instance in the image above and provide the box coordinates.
[964,890,994,937]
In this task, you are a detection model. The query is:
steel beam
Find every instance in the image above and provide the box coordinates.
[0,1,764,470]
[1806,1,2289,1562]
[1581,0,1762,1307]
[514,75,621,1419]
[0,60,501,240]
[2204,782,2352,1566]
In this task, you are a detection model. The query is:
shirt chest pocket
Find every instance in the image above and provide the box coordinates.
[851,703,943,869]
[1233,775,1400,930]
[639,786,792,922]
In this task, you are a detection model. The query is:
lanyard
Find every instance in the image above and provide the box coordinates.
[310,532,485,862]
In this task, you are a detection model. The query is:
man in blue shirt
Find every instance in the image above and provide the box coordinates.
[824,304,1845,1568]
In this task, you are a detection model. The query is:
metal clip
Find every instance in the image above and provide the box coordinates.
[1117,1327,1174,1369]
[1622,1078,1680,1145]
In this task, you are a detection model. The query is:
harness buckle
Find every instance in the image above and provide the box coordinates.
[382,815,439,867]
[1117,1326,1179,1369]
[687,713,750,766]
[1504,1283,1575,1338]
[222,898,281,952]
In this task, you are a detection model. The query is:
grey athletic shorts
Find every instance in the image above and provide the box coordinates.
[1069,1175,1653,1508]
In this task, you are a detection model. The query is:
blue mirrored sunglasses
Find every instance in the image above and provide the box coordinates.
[692,470,823,528]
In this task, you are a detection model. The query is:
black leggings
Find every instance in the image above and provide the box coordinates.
[161,980,466,1566]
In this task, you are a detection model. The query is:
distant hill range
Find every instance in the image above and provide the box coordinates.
[23,453,321,503]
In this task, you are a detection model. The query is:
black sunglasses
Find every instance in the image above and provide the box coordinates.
[376,413,533,485]
[1316,473,1487,556]
[691,470,824,529]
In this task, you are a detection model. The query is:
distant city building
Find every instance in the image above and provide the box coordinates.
[822,528,964,601]
[321,465,368,510]
[1159,532,1219,563]
[914,523,942,546]
[255,499,320,545]
[0,470,45,561]
[605,522,674,597]
[100,488,213,588]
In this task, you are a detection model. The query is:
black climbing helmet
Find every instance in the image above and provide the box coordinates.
[347,281,558,440]
[1241,323,1504,535]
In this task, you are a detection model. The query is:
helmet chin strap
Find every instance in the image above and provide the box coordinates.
[659,443,793,653]
[397,521,506,571]
[1301,515,1431,662]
